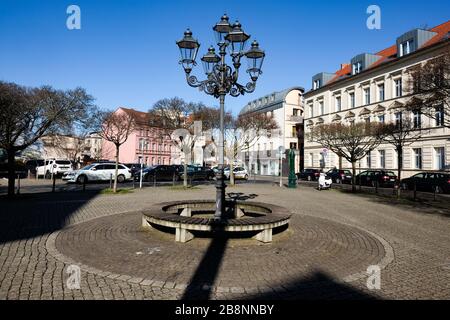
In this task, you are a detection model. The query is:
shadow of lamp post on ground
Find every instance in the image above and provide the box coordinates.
[176,14,265,220]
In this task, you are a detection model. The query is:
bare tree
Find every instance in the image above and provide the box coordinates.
[405,45,450,127]
[308,122,386,192]
[0,81,94,197]
[224,112,278,185]
[380,117,422,195]
[98,111,136,192]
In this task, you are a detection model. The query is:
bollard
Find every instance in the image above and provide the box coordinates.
[17,174,21,195]
[109,173,112,189]
[132,176,135,189]
[52,174,56,193]
[375,180,378,194]
[173,172,175,186]
[83,177,86,192]
[413,180,417,201]
[433,185,437,201]
[153,173,156,187]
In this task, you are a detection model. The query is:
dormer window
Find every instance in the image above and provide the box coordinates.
[352,62,362,74]
[399,39,414,57]
[313,79,320,90]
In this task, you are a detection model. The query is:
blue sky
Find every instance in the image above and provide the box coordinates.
[0,0,449,114]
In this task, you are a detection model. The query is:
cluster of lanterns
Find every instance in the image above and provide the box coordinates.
[176,14,265,82]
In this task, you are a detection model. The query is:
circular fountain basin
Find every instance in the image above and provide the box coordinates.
[141,200,292,243]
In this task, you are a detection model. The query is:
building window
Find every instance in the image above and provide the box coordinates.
[394,78,402,97]
[313,80,320,90]
[349,92,355,109]
[413,110,421,129]
[378,83,385,101]
[293,108,300,116]
[379,150,385,168]
[435,147,445,170]
[309,104,314,118]
[335,96,341,112]
[319,101,324,115]
[399,39,414,57]
[366,151,372,168]
[364,88,370,105]
[309,153,314,166]
[157,157,161,165]
[291,126,297,138]
[365,117,371,124]
[352,61,362,74]
[413,148,422,169]
[378,114,385,123]
[395,112,403,129]
[290,142,297,149]
[436,106,444,126]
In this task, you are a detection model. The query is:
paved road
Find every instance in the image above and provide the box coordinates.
[0,182,449,299]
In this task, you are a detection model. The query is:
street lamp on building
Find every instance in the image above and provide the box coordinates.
[176,14,265,220]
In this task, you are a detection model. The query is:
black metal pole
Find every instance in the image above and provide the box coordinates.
[52,174,56,193]
[214,93,226,221]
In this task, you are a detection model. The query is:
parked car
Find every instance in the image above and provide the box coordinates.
[0,161,28,179]
[65,163,132,184]
[134,165,181,182]
[296,169,321,181]
[25,159,45,175]
[36,159,73,178]
[326,168,353,184]
[224,166,249,180]
[400,172,450,194]
[355,170,397,187]
[180,166,215,181]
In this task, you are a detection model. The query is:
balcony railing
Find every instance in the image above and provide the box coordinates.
[287,115,304,123]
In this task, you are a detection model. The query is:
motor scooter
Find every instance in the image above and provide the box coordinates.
[318,172,332,190]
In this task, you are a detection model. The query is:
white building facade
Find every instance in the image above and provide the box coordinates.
[238,87,305,176]
[304,21,450,178]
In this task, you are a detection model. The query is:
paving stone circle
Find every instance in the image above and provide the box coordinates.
[52,210,388,292]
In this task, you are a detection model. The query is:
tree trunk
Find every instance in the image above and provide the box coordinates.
[183,162,187,187]
[396,146,403,198]
[114,145,119,193]
[351,161,357,193]
[7,149,16,198]
[338,155,343,170]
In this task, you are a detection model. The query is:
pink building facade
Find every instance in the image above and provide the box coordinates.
[101,107,172,165]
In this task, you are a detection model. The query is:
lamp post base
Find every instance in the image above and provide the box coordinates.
[214,169,226,221]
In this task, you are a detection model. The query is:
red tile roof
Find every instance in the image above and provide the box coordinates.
[325,20,450,86]
[117,107,149,125]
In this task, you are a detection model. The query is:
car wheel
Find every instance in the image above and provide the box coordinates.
[434,185,443,194]
[401,183,408,190]
[244,174,248,180]
[307,176,312,181]
[77,175,87,184]
[371,180,376,187]
[45,171,51,179]
[117,174,125,183]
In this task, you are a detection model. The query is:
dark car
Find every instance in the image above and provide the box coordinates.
[400,172,450,194]
[0,161,28,179]
[25,159,45,175]
[356,170,397,187]
[181,166,215,181]
[296,169,321,181]
[135,165,180,182]
[326,168,353,184]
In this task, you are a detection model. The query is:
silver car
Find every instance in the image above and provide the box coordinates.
[224,166,249,180]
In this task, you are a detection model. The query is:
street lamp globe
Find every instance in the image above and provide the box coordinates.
[176,29,200,74]
[245,40,265,81]
[213,14,232,44]
[201,46,220,75]
[225,21,250,55]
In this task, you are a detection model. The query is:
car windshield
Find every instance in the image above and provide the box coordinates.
[384,171,396,176]
[56,160,71,165]
[343,170,351,174]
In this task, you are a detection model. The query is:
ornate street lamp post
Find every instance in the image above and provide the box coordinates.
[176,14,265,220]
